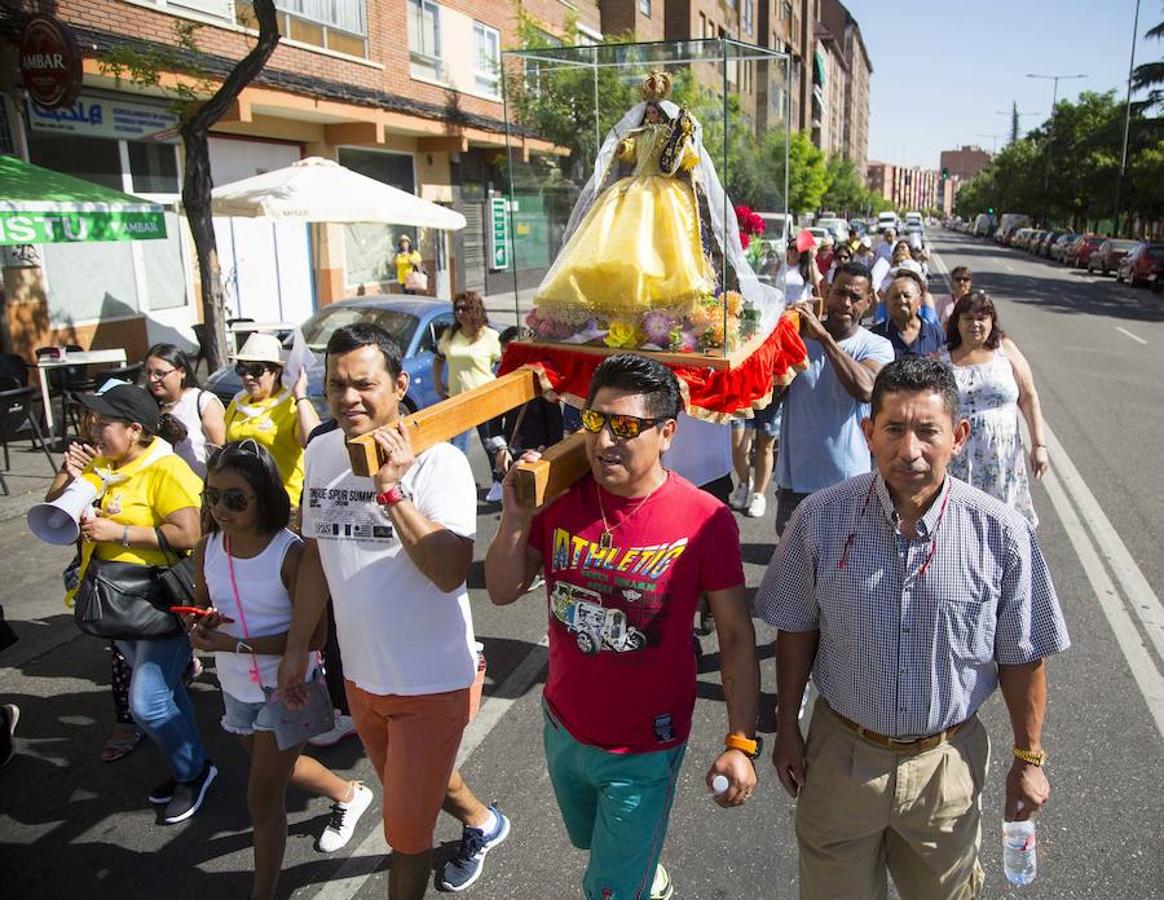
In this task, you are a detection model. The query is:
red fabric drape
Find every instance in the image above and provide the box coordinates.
[499,313,808,422]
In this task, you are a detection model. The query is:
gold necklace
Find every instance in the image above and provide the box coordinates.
[595,475,666,549]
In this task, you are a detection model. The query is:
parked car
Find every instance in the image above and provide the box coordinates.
[1087,239,1139,276]
[1050,233,1077,262]
[1116,243,1164,285]
[816,216,851,244]
[205,296,460,418]
[1067,234,1105,268]
[1010,228,1032,250]
[1026,230,1048,253]
[1037,231,1062,257]
[757,211,794,255]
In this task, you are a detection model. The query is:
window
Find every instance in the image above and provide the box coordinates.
[276,0,365,34]
[128,142,179,194]
[474,23,501,97]
[147,0,234,22]
[742,0,753,34]
[407,0,442,81]
[639,0,651,16]
[238,0,368,56]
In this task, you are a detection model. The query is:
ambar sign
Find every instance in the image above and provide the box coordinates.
[20,15,82,109]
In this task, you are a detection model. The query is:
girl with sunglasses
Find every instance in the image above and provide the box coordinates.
[223,333,319,510]
[186,441,373,900]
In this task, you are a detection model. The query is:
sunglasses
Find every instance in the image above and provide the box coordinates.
[953,276,972,283]
[235,362,271,379]
[202,487,251,512]
[580,408,664,440]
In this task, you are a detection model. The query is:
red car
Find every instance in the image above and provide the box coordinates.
[1116,243,1164,286]
[1071,235,1106,269]
[1087,239,1139,276]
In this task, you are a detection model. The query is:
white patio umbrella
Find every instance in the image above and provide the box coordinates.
[209,156,466,229]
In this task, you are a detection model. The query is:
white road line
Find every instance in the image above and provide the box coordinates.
[1044,425,1164,664]
[305,635,550,900]
[1042,469,1164,739]
[1114,325,1148,345]
[1004,263,1017,272]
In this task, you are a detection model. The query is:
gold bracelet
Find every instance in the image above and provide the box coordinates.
[1012,746,1047,766]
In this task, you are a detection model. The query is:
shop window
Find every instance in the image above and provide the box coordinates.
[128,142,179,194]
[28,133,122,191]
[474,23,501,97]
[408,0,443,82]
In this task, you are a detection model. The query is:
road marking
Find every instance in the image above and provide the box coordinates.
[1004,263,1017,272]
[306,635,550,900]
[1114,326,1148,345]
[1042,469,1164,739]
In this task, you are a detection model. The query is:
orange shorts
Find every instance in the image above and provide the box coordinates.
[345,680,471,854]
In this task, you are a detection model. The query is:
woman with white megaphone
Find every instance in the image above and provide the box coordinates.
[50,382,216,822]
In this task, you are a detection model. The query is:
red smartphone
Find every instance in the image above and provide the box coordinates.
[170,605,235,624]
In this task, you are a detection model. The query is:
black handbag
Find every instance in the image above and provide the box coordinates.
[73,557,182,640]
[155,528,197,607]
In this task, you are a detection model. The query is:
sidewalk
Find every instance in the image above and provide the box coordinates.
[0,438,58,525]
[482,285,537,329]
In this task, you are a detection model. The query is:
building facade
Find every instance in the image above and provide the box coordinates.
[866,160,953,215]
[940,145,991,181]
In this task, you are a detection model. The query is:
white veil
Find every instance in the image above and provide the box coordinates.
[545,98,787,335]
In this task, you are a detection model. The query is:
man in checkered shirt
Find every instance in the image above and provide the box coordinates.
[758,356,1069,899]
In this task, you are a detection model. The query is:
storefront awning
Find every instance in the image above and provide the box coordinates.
[0,155,166,245]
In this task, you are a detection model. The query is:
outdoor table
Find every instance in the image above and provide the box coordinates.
[33,349,128,433]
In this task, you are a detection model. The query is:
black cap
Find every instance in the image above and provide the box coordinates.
[76,384,160,431]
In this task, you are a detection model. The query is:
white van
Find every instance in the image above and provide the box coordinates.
[905,211,923,226]
[877,211,899,232]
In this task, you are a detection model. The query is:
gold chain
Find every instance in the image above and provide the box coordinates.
[595,476,666,549]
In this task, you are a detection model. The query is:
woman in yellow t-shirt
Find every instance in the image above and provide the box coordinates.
[64,384,213,820]
[433,291,503,496]
[394,234,424,294]
[223,333,319,508]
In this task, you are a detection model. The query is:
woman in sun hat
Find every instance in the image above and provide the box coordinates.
[223,333,318,508]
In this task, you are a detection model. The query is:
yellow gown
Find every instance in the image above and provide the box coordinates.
[534,123,713,322]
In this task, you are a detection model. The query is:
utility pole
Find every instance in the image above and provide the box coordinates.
[1114,0,1143,237]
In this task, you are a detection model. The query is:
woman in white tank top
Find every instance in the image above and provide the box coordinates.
[143,344,225,478]
[184,440,372,900]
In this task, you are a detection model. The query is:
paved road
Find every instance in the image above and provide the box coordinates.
[1,232,1162,897]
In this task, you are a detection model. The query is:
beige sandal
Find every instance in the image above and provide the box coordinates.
[101,725,142,763]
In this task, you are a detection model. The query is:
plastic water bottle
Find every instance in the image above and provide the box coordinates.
[1002,819,1037,885]
[710,774,730,796]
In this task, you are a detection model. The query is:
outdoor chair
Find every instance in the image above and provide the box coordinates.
[33,344,90,439]
[0,353,28,388]
[0,385,56,496]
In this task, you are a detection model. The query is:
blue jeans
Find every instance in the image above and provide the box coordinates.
[116,635,208,782]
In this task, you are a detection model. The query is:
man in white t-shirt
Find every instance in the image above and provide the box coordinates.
[278,323,509,898]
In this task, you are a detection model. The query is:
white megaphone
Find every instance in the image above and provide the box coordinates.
[27,478,100,545]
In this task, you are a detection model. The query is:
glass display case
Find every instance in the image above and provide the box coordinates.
[500,38,790,364]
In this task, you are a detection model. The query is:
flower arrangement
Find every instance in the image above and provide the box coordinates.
[733,204,766,251]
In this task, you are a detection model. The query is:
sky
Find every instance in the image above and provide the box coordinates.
[846,0,1162,170]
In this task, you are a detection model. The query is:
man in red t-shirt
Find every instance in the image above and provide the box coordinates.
[486,354,760,900]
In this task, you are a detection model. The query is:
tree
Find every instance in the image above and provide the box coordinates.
[820,153,866,217]
[1132,18,1164,109]
[786,132,828,216]
[101,5,280,371]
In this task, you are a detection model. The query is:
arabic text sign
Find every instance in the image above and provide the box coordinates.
[28,95,179,142]
[0,211,167,245]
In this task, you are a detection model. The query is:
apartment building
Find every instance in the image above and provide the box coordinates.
[819,0,869,172]
[0,0,595,355]
[939,145,991,181]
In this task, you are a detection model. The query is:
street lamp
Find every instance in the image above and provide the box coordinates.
[1114,0,1143,237]
[1025,72,1088,116]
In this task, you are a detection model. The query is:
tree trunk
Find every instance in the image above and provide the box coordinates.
[179,0,280,373]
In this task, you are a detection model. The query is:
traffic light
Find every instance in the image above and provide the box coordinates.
[987,207,995,215]
[941,167,950,181]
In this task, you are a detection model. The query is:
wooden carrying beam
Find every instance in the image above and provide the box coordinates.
[347,366,545,476]
[512,431,589,509]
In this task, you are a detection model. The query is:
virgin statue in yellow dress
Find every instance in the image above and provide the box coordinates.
[528,71,778,354]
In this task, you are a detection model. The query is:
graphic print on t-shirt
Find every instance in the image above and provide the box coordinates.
[547,526,688,655]
[306,484,394,542]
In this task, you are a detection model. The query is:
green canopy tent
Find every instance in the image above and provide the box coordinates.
[0,155,166,245]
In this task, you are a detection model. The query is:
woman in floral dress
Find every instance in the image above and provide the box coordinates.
[942,291,1050,527]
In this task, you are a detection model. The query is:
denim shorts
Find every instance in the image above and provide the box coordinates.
[730,396,781,437]
[221,690,278,736]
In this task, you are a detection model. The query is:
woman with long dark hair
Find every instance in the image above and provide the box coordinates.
[143,343,225,478]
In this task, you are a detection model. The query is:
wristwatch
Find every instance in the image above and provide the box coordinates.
[725,733,764,761]
[1012,746,1047,766]
[376,483,414,507]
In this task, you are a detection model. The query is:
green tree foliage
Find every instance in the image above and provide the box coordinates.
[786,131,828,215]
[953,90,1162,233]
[1132,19,1164,109]
[820,153,866,216]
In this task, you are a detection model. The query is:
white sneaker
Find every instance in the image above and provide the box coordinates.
[317,782,374,853]
[485,481,504,503]
[728,481,751,510]
[746,492,767,518]
[308,711,357,748]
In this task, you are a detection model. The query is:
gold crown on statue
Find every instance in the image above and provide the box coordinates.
[639,71,673,102]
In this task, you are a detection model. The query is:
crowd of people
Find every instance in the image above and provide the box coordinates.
[0,240,1072,900]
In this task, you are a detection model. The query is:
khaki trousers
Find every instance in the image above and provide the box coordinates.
[795,699,990,900]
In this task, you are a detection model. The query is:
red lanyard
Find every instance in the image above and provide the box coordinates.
[837,478,950,579]
[225,536,262,685]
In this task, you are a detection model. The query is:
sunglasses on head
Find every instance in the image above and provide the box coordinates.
[580,408,664,440]
[235,362,271,379]
[202,486,250,512]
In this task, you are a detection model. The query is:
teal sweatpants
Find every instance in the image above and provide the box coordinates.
[543,702,686,900]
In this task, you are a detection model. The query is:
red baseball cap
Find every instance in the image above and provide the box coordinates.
[795,229,817,253]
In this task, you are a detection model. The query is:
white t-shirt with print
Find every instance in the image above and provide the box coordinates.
[303,428,478,696]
